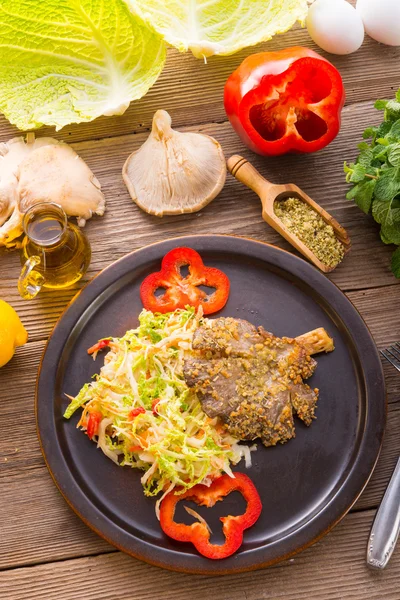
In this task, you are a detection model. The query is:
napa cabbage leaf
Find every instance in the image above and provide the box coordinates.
[0,0,166,130]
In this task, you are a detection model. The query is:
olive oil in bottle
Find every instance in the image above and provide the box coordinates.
[18,202,91,299]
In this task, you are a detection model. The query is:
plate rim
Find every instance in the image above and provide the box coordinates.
[36,234,386,575]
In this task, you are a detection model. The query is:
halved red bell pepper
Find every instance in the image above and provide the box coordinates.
[159,472,262,559]
[140,247,230,315]
[224,47,345,156]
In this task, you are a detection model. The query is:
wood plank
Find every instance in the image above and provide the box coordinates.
[1,510,400,600]
[1,101,399,337]
[346,286,400,349]
[354,403,400,511]
[0,26,398,146]
[0,468,113,570]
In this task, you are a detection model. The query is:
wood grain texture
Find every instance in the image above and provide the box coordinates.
[1,100,400,315]
[1,3,400,593]
[1,510,400,600]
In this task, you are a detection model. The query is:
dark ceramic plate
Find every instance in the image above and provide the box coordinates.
[37,235,386,574]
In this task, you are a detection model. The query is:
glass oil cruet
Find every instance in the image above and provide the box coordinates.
[18,202,91,300]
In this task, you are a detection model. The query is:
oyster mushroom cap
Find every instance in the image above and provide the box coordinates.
[18,144,106,227]
[122,110,226,216]
[0,186,23,247]
[0,134,59,225]
[0,133,106,246]
[0,133,60,245]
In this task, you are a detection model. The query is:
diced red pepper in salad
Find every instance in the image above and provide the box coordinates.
[128,407,146,420]
[86,410,102,440]
[224,47,345,156]
[159,472,262,559]
[87,339,111,355]
[140,247,230,315]
[151,398,160,415]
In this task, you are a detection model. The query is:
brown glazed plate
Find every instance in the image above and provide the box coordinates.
[36,235,386,574]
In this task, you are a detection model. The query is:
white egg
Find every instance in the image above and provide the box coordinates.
[307,0,364,55]
[357,0,400,46]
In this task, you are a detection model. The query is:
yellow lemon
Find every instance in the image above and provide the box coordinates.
[0,299,28,367]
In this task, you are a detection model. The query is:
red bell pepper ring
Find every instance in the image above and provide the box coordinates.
[86,410,102,440]
[140,247,230,315]
[224,47,345,157]
[159,472,262,560]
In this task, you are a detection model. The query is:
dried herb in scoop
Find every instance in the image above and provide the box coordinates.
[344,89,400,277]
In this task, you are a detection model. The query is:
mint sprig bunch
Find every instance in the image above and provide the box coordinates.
[344,89,400,277]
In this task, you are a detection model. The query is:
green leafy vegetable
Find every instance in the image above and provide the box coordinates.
[127,0,309,58]
[344,88,400,277]
[0,0,166,130]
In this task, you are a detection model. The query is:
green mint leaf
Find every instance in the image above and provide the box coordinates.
[349,163,367,183]
[362,126,377,140]
[372,199,400,226]
[377,121,392,138]
[391,247,400,278]
[357,146,373,168]
[388,144,400,167]
[346,179,376,214]
[387,119,400,141]
[373,170,400,202]
[344,161,355,183]
[385,100,400,122]
[372,169,400,226]
[374,99,388,110]
[372,144,388,162]
[345,88,400,279]
[380,224,400,245]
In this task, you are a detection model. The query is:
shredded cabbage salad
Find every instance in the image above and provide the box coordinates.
[64,307,254,505]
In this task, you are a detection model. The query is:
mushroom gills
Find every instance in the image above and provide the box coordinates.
[122,110,226,216]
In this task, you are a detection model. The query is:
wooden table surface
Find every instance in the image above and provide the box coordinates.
[1,13,400,600]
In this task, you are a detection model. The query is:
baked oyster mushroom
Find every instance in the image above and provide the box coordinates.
[122,110,226,216]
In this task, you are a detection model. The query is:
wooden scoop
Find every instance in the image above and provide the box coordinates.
[227,155,351,273]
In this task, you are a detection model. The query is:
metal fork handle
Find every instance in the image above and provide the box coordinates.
[367,457,400,569]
